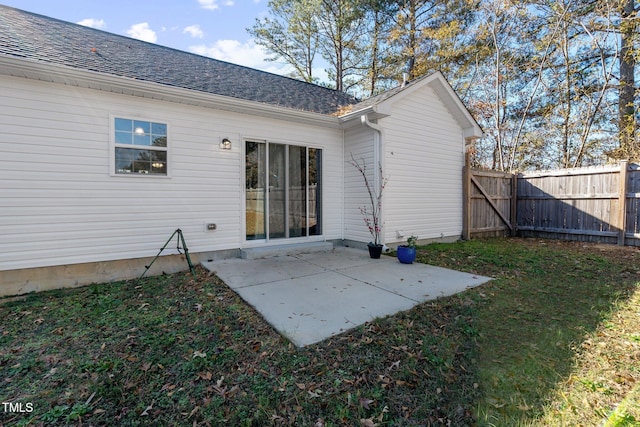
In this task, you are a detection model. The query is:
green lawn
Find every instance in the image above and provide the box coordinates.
[1,238,638,426]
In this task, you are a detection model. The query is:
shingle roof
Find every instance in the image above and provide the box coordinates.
[0,5,359,115]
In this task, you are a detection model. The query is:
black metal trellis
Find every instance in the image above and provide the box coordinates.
[140,228,195,279]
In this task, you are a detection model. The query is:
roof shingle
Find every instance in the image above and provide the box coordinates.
[0,5,359,115]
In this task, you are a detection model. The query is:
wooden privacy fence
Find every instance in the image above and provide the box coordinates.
[463,161,640,246]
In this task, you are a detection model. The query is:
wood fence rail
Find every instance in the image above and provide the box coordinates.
[463,160,639,246]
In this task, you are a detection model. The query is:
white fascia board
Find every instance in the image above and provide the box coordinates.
[0,56,342,129]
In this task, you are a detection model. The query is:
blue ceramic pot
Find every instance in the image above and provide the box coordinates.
[397,246,416,264]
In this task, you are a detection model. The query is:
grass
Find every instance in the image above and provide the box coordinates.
[1,237,639,426]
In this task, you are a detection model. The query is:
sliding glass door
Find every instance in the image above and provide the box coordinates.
[246,141,322,241]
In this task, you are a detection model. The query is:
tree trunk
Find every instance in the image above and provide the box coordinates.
[619,0,637,154]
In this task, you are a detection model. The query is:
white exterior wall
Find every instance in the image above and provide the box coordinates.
[382,85,465,244]
[343,123,377,244]
[0,76,344,271]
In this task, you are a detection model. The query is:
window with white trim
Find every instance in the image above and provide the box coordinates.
[114,117,168,175]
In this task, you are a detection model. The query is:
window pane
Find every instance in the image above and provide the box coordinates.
[115,118,132,132]
[269,144,286,239]
[152,136,167,147]
[151,122,167,136]
[150,151,167,174]
[115,147,134,173]
[133,120,150,135]
[151,123,167,147]
[133,133,152,146]
[309,148,322,235]
[289,145,307,237]
[246,141,266,240]
[132,149,149,173]
[115,131,132,145]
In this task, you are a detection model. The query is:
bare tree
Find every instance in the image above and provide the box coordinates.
[248,0,321,83]
[317,0,369,92]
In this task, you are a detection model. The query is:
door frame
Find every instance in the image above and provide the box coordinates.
[242,138,324,246]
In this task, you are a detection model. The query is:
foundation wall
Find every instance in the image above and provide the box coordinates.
[0,249,239,297]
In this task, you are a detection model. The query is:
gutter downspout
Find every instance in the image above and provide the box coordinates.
[360,113,384,244]
[360,114,382,186]
[341,125,345,242]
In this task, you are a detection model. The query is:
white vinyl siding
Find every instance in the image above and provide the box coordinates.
[383,85,465,243]
[343,124,377,243]
[0,75,343,271]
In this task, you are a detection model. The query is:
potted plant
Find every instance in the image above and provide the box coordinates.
[397,235,417,264]
[350,154,387,259]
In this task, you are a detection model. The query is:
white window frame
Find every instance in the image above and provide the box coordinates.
[109,114,171,178]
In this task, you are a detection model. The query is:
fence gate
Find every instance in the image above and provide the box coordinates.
[463,165,516,240]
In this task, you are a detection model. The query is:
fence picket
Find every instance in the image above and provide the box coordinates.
[464,162,639,246]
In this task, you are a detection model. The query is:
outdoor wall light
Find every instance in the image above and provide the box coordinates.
[220,137,232,150]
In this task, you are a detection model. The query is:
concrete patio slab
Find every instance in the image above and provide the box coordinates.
[231,272,417,347]
[203,256,328,288]
[337,262,488,301]
[202,247,492,347]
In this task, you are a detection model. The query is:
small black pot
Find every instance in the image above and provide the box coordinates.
[367,243,383,259]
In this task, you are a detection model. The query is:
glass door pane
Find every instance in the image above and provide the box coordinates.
[268,143,286,239]
[309,148,322,236]
[246,141,266,240]
[289,145,307,237]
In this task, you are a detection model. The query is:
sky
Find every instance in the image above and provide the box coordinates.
[2,0,296,76]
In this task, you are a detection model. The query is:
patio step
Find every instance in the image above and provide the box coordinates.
[241,242,333,260]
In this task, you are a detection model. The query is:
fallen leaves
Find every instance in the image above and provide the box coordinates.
[192,350,207,359]
[359,397,374,409]
[359,405,388,427]
[387,360,400,371]
[140,400,154,416]
[198,371,213,381]
[211,376,239,399]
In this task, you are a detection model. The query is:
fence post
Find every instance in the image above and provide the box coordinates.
[617,160,629,246]
[462,148,472,240]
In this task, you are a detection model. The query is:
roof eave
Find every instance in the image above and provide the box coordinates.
[337,104,392,127]
[0,55,342,129]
